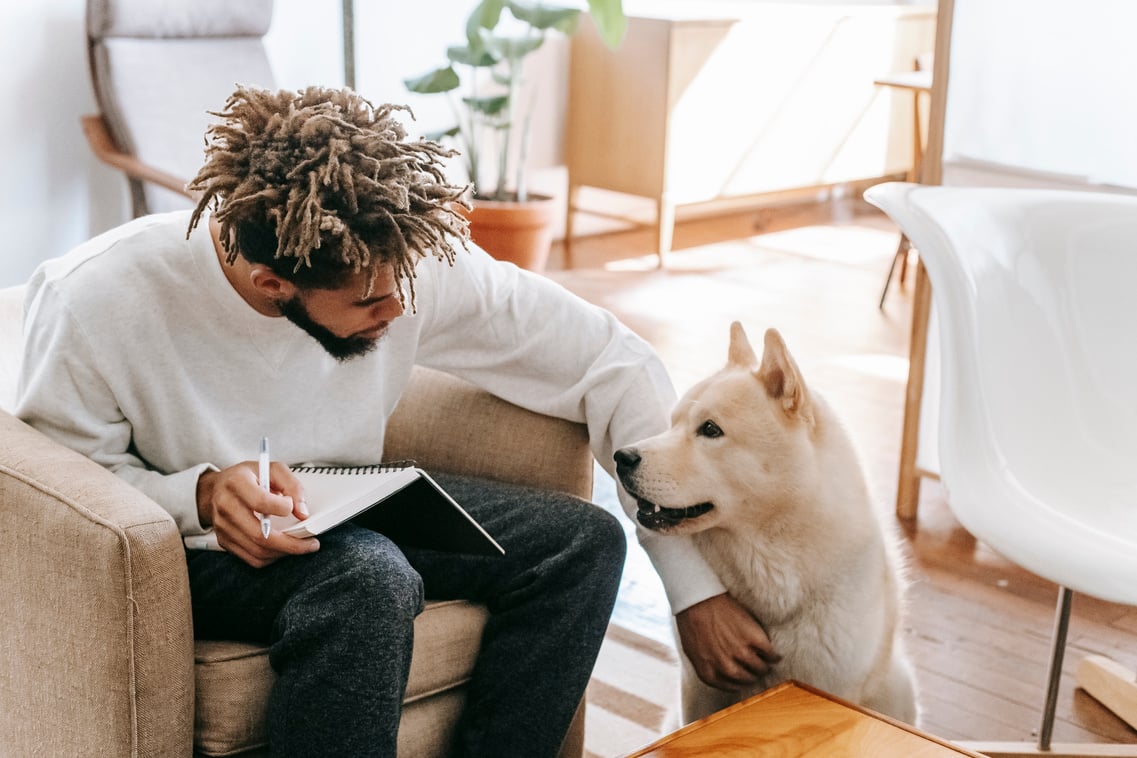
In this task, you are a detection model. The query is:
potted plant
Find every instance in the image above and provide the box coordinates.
[404,0,626,271]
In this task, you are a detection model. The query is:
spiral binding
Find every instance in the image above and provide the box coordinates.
[291,459,418,475]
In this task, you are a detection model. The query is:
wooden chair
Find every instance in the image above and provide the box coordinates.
[875,54,933,310]
[82,0,276,216]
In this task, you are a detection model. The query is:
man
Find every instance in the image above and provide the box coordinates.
[17,86,775,756]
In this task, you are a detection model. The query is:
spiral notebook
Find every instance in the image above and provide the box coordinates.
[184,461,504,556]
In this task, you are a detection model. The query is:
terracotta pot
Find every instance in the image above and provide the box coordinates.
[459,195,557,272]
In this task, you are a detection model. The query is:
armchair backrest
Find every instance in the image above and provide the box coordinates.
[86,0,277,216]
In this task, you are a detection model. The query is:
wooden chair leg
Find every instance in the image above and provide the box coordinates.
[896,260,932,520]
[898,242,913,283]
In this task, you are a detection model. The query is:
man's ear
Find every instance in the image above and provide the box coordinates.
[755,328,811,419]
[248,265,297,302]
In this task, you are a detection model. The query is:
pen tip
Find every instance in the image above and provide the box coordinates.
[262,520,271,539]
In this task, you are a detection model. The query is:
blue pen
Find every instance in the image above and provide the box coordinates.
[257,437,272,539]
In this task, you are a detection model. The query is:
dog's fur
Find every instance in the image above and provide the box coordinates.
[615,322,917,725]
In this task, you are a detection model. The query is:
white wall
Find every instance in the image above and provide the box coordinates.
[0,0,127,287]
[943,0,1137,190]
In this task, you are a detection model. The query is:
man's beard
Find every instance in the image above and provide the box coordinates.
[278,296,381,362]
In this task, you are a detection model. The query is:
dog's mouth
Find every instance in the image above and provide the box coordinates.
[635,498,714,530]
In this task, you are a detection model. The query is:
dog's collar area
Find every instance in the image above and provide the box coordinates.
[634,498,714,529]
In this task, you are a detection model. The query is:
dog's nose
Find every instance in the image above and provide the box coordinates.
[614,447,641,472]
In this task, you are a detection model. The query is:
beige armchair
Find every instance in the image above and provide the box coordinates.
[0,284,591,757]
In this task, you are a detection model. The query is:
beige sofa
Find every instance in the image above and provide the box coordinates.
[0,283,591,757]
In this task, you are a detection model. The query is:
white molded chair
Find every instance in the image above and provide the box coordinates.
[867,182,1137,756]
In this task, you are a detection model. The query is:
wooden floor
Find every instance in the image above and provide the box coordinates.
[545,196,1137,749]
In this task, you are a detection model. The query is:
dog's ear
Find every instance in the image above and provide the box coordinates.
[727,321,758,368]
[756,328,812,420]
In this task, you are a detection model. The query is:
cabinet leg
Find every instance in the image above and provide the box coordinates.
[563,183,582,269]
[656,196,675,269]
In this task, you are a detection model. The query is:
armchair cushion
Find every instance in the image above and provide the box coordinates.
[193,600,490,757]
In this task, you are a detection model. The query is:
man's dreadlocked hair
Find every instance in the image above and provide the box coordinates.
[187,85,470,306]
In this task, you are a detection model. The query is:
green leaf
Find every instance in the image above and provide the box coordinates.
[506,1,580,32]
[424,125,461,142]
[447,44,497,67]
[551,13,580,36]
[484,34,544,60]
[463,95,510,116]
[587,0,626,49]
[467,0,505,43]
[403,66,460,94]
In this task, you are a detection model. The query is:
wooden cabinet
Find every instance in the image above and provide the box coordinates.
[565,3,936,264]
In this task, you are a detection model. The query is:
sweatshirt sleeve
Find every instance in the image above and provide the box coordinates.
[414,245,727,613]
[15,277,213,536]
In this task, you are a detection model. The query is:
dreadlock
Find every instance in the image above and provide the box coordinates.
[187,85,470,307]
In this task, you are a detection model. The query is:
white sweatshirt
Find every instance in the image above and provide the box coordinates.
[16,211,726,614]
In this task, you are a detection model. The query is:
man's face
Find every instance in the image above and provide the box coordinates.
[278,265,404,361]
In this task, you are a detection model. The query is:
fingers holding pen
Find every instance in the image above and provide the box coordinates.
[266,461,308,520]
[206,461,318,566]
[246,461,318,558]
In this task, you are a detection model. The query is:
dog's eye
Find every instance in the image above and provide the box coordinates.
[697,420,723,438]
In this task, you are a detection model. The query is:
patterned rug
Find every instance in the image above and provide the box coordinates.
[586,623,680,758]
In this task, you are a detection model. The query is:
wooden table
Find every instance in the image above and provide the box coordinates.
[624,681,984,757]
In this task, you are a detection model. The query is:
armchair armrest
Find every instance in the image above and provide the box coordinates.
[385,367,594,500]
[0,411,195,756]
[81,113,196,200]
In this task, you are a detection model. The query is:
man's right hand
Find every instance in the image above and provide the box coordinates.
[674,593,781,691]
[196,461,320,568]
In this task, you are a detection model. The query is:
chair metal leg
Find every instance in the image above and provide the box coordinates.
[879,235,912,309]
[1039,586,1075,751]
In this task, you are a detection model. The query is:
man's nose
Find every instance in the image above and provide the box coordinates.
[374,298,403,321]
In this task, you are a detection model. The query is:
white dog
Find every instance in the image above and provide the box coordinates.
[615,322,917,725]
